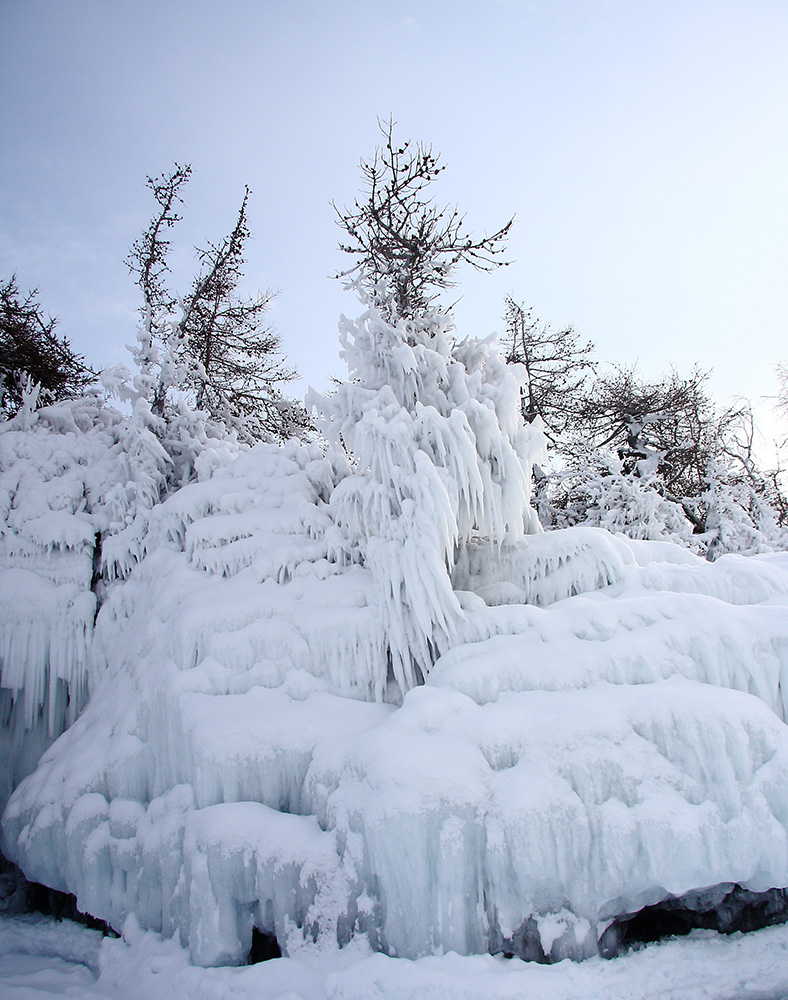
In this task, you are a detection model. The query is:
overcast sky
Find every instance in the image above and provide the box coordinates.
[2,0,787,445]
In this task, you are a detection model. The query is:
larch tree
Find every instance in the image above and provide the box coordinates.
[315,120,543,695]
[178,187,310,443]
[777,362,788,438]
[576,364,717,499]
[334,117,512,321]
[541,361,788,556]
[126,165,309,446]
[501,295,596,442]
[125,163,191,417]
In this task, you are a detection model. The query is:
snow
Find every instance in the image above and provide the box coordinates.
[452,526,632,607]
[429,565,788,716]
[3,913,788,1000]
[4,294,788,981]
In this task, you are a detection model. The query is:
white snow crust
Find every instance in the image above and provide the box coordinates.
[4,911,788,1000]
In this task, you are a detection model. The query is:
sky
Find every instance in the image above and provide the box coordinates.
[1,0,787,448]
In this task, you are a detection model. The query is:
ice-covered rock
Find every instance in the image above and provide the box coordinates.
[6,641,788,964]
[4,430,788,965]
[306,678,788,960]
[5,299,788,968]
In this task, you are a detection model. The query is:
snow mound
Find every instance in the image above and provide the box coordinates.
[429,591,788,718]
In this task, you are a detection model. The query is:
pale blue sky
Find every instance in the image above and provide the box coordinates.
[2,0,787,444]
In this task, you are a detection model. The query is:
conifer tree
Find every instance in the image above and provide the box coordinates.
[0,276,94,416]
[334,117,512,320]
[126,166,309,444]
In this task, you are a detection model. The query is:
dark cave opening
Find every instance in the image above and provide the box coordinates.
[247,926,282,963]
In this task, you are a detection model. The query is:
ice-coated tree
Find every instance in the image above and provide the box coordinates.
[315,124,543,694]
[501,296,596,441]
[125,165,309,451]
[547,441,696,546]
[547,364,696,538]
[0,276,95,417]
[576,364,717,503]
[315,285,544,695]
[544,370,788,557]
[703,458,787,559]
[0,382,171,817]
[334,117,512,320]
[701,401,788,557]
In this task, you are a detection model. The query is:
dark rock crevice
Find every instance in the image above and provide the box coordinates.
[605,885,788,958]
[0,860,117,936]
[247,927,282,963]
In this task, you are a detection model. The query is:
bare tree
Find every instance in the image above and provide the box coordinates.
[0,276,94,416]
[125,164,191,416]
[334,118,512,319]
[178,187,309,441]
[578,364,716,499]
[126,166,309,442]
[126,163,191,321]
[501,296,596,441]
[776,362,788,432]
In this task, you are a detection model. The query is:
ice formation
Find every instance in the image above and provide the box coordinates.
[0,392,174,813]
[0,382,249,817]
[4,298,788,968]
[312,298,546,692]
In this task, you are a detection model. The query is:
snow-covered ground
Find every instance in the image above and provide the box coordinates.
[2,912,788,1000]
